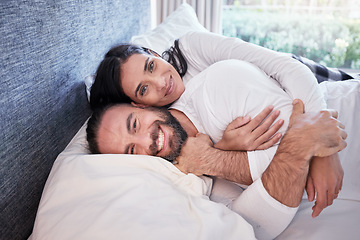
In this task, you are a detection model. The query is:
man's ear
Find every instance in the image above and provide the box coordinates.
[131,102,148,108]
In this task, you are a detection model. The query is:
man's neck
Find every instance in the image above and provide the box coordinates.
[169,109,198,137]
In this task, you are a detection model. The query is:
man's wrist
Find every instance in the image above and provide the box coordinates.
[202,147,252,185]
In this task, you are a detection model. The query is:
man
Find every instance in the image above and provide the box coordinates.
[86,99,347,239]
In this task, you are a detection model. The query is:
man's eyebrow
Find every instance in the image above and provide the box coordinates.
[124,113,133,154]
[126,112,133,133]
[135,57,150,98]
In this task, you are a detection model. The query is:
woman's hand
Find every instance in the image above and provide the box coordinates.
[215,106,284,151]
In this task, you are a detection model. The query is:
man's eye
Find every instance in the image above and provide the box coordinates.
[148,61,154,73]
[130,146,134,154]
[133,119,137,131]
[140,85,148,96]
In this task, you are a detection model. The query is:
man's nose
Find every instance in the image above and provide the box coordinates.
[134,132,156,155]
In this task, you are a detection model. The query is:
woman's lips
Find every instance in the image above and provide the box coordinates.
[165,76,174,97]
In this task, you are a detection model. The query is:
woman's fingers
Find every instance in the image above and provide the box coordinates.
[256,132,282,150]
[247,105,275,129]
[228,116,251,130]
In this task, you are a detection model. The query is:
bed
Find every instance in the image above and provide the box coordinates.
[2,1,359,239]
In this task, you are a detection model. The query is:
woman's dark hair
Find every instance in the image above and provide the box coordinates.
[90,44,148,110]
[90,40,188,110]
[162,39,188,78]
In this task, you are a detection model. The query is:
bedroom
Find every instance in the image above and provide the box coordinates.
[1,1,359,239]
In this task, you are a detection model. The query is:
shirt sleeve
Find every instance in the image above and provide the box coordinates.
[229,179,297,240]
[179,31,326,112]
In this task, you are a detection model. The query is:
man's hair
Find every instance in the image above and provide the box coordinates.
[86,104,116,154]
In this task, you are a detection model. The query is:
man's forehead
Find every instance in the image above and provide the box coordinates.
[97,105,132,154]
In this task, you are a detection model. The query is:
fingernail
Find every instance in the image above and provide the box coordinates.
[293,99,299,105]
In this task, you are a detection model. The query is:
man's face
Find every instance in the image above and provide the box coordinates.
[97,104,187,162]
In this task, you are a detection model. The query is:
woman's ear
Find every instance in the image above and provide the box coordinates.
[131,102,149,108]
[144,48,161,57]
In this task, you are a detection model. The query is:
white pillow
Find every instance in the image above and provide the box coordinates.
[31,122,256,240]
[130,3,207,55]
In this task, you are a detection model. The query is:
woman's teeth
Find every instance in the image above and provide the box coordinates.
[158,129,164,152]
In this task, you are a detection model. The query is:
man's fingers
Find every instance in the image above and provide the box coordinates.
[289,99,305,127]
[292,99,305,115]
[312,188,327,218]
[327,189,335,206]
[341,128,348,140]
[328,109,339,119]
[306,177,315,202]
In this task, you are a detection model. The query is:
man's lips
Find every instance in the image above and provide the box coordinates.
[156,126,167,155]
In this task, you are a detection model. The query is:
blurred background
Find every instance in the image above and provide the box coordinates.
[223,0,360,71]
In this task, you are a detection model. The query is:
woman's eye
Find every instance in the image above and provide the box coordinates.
[140,85,148,96]
[130,146,135,154]
[148,61,154,73]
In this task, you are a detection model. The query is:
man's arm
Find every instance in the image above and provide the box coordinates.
[176,100,347,205]
[176,133,253,185]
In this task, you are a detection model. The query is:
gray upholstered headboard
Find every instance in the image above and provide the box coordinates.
[0,1,150,239]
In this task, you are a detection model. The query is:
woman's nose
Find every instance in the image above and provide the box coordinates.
[152,75,166,91]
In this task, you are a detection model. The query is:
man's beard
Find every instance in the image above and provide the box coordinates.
[148,107,188,162]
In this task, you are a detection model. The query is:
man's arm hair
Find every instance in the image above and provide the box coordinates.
[176,134,252,185]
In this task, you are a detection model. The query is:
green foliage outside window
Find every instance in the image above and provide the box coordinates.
[222,9,360,69]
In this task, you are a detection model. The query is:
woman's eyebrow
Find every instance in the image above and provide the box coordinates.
[143,57,150,72]
[135,57,150,98]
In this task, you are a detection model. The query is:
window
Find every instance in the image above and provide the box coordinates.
[222,0,360,70]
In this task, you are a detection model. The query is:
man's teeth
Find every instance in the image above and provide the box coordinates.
[158,129,164,152]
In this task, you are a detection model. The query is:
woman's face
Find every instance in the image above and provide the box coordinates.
[120,53,185,107]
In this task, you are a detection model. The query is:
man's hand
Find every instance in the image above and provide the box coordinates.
[289,99,347,158]
[215,105,284,151]
[306,153,344,218]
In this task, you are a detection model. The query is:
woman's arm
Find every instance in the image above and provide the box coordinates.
[179,31,326,112]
